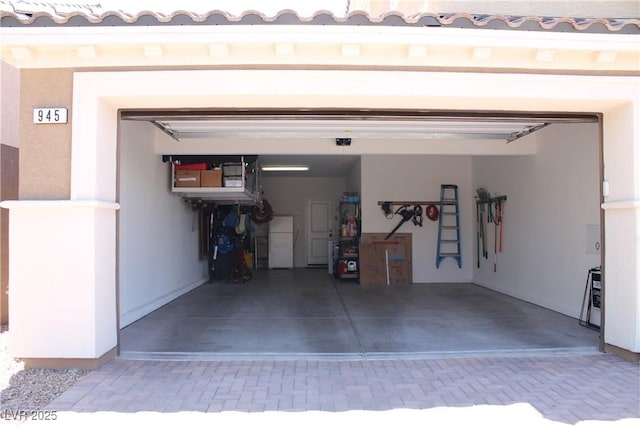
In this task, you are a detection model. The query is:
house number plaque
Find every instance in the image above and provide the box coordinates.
[33,108,68,124]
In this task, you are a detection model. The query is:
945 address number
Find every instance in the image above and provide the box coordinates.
[33,108,68,124]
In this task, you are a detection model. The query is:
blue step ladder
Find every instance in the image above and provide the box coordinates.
[436,184,462,268]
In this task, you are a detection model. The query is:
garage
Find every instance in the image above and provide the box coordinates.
[2,4,638,368]
[115,109,602,358]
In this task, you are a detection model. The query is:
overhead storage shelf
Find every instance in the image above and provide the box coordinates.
[172,186,259,203]
[166,155,261,205]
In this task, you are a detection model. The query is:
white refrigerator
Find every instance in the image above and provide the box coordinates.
[269,216,294,269]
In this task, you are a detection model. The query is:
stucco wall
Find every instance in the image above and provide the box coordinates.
[19,68,74,199]
[5,200,118,360]
[346,158,362,195]
[119,120,207,327]
[473,123,601,319]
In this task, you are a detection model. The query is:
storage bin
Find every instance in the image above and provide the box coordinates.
[175,162,207,171]
[223,163,243,177]
[224,177,243,188]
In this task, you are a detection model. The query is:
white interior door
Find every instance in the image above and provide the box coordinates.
[306,199,332,265]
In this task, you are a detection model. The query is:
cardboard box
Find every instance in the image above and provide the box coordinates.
[175,170,200,187]
[358,242,387,286]
[359,242,407,286]
[201,169,222,187]
[359,233,412,286]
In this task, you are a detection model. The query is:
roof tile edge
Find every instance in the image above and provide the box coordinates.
[0,9,638,33]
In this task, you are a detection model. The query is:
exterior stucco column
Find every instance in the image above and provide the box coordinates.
[0,68,120,367]
[602,100,640,359]
[1,201,118,366]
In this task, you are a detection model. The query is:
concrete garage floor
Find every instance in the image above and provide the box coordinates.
[119,269,599,359]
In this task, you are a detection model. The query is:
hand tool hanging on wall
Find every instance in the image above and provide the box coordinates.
[493,207,498,272]
[475,188,507,270]
[479,201,487,260]
[493,195,506,252]
[381,202,394,219]
[412,205,424,227]
[384,205,415,240]
[476,188,491,261]
[478,202,483,261]
[498,201,504,252]
[476,202,481,268]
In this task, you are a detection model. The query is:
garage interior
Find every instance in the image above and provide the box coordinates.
[117,111,602,359]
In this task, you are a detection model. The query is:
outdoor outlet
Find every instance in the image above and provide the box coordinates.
[336,138,352,146]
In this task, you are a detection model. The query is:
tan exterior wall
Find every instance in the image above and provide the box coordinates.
[0,61,21,325]
[0,145,18,325]
[19,68,73,200]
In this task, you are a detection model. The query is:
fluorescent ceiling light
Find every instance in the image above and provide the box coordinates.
[261,165,309,171]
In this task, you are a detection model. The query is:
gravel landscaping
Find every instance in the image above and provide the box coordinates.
[0,326,87,424]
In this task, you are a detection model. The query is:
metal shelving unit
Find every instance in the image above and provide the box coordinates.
[335,194,360,280]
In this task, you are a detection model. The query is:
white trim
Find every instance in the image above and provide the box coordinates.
[119,278,207,328]
[0,200,121,210]
[2,25,637,71]
[2,26,637,52]
[601,199,640,210]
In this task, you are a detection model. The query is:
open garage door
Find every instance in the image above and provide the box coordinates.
[122,109,596,142]
[116,109,602,359]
